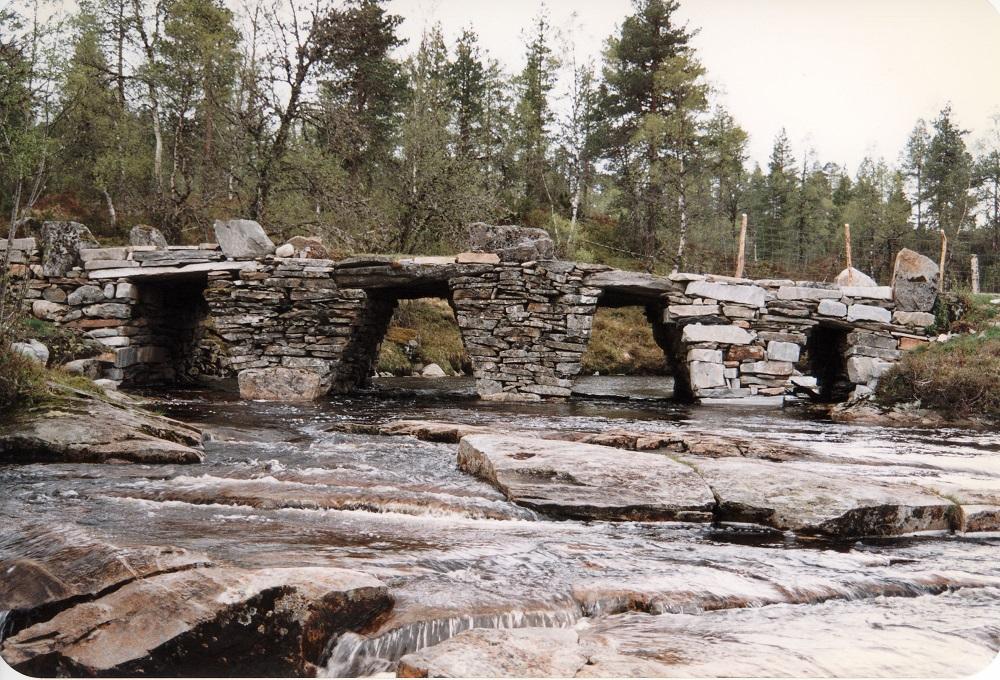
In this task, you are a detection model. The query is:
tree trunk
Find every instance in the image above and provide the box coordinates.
[673,166,688,274]
[102,188,118,228]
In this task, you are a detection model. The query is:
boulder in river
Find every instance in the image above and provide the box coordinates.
[2,566,393,677]
[0,389,203,464]
[891,248,939,312]
[213,218,275,258]
[238,366,327,401]
[457,434,715,522]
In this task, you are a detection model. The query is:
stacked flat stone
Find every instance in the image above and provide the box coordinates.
[8,223,942,402]
[450,260,605,401]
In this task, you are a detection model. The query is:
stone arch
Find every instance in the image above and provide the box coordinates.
[331,280,467,392]
[580,289,692,401]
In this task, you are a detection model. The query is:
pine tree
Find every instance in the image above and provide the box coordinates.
[513,7,558,216]
[597,0,708,266]
[902,119,930,233]
[448,28,486,159]
[924,105,974,255]
[761,128,797,263]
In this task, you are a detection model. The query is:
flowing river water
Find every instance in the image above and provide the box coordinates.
[1,377,999,677]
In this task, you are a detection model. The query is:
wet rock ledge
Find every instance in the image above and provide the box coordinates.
[338,419,1000,539]
[0,387,203,464]
[0,525,393,677]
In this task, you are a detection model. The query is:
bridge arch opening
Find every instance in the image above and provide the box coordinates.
[125,274,212,386]
[332,282,471,393]
[576,292,690,401]
[804,323,852,402]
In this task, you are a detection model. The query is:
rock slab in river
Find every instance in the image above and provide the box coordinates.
[213,218,275,258]
[0,523,210,634]
[398,627,590,678]
[692,457,956,537]
[1,566,393,677]
[457,435,715,522]
[891,248,939,312]
[0,391,203,464]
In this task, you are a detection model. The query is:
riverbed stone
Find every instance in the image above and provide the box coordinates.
[457,434,715,521]
[1,566,392,677]
[398,627,588,678]
[213,219,275,258]
[891,248,939,312]
[0,524,210,635]
[238,366,327,401]
[0,390,203,464]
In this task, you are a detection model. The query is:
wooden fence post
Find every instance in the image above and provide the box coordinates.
[844,223,852,270]
[938,230,947,291]
[735,213,747,278]
[971,254,980,294]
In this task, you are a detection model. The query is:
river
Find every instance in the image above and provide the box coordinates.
[1,378,998,676]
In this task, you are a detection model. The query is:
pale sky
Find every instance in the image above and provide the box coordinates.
[389,0,1000,172]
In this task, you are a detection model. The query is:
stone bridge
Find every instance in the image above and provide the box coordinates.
[3,221,939,402]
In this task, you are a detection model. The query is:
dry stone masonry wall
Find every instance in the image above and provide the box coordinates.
[4,220,940,402]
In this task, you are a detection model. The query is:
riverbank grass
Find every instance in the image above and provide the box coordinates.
[877,293,1000,420]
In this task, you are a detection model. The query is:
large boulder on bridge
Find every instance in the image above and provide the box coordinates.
[468,223,554,262]
[40,221,99,276]
[213,219,275,259]
[129,224,168,249]
[892,248,939,312]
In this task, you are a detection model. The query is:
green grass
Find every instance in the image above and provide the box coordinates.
[581,307,669,376]
[377,299,469,376]
[876,293,1000,421]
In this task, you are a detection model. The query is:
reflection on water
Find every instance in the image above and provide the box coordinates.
[1,379,999,676]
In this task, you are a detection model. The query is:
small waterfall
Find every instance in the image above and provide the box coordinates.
[0,610,10,645]
[322,607,582,678]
